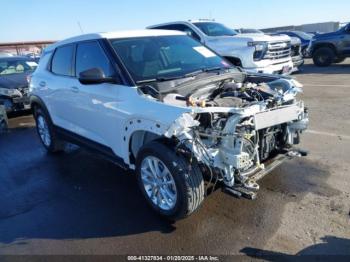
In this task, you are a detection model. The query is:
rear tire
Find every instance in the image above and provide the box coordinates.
[136,141,205,220]
[313,47,335,67]
[34,107,65,153]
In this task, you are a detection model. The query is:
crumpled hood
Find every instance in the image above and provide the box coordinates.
[0,73,29,89]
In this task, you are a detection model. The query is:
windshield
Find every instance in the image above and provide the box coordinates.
[193,22,237,37]
[110,35,233,83]
[0,59,38,76]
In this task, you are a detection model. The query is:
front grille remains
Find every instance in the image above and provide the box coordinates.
[264,41,291,60]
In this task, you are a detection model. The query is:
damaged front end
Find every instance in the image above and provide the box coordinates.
[163,77,309,199]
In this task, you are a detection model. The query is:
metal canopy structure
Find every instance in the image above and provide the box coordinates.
[0,40,56,56]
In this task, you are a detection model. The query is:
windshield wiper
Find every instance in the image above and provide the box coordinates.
[136,75,186,84]
[202,66,224,73]
[183,67,228,78]
[136,78,157,84]
[135,67,234,84]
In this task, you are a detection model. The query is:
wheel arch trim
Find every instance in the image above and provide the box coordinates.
[30,95,54,123]
[122,117,171,168]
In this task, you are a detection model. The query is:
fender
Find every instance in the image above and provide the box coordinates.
[30,95,52,120]
[122,117,169,168]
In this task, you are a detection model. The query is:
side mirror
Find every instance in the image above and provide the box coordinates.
[78,68,115,85]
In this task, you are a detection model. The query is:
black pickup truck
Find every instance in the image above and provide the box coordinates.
[308,23,350,66]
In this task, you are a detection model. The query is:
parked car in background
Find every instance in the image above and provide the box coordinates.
[148,20,294,75]
[25,53,41,63]
[30,30,308,220]
[0,104,8,132]
[235,28,264,34]
[0,56,37,112]
[290,37,304,71]
[308,23,350,66]
[0,52,14,58]
[270,33,304,71]
[276,31,313,57]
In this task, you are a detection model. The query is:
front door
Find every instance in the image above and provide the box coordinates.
[68,40,125,154]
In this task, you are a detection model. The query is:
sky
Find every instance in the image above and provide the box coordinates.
[1,0,349,42]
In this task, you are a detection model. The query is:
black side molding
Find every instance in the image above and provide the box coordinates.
[54,125,129,170]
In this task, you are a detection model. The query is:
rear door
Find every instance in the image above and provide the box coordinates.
[47,44,77,128]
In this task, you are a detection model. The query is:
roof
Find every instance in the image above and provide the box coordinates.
[188,19,216,23]
[147,21,192,29]
[46,30,185,51]
[147,20,217,29]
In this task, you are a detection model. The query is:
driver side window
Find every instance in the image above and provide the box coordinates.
[75,41,115,77]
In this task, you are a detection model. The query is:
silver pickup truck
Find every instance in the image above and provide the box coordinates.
[148,20,294,75]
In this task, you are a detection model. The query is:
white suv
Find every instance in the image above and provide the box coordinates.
[148,20,294,75]
[30,30,308,220]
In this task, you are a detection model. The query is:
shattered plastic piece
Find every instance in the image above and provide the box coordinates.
[164,113,199,138]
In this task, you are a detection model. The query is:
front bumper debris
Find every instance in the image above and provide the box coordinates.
[222,148,308,200]
[0,96,30,112]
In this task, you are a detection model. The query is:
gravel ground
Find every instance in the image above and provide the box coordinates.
[0,59,349,258]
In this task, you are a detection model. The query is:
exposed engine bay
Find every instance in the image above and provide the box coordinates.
[139,72,309,198]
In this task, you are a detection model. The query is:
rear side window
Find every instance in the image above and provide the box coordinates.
[51,45,74,76]
[76,41,114,77]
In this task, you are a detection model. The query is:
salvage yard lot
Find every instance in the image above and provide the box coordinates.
[0,59,349,256]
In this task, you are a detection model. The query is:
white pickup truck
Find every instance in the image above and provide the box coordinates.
[148,20,294,75]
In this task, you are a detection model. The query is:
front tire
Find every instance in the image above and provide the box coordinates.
[34,107,65,153]
[136,141,205,220]
[313,47,335,67]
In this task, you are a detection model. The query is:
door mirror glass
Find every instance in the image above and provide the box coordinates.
[79,67,115,85]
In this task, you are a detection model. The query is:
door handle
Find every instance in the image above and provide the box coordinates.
[39,81,46,87]
[70,86,79,93]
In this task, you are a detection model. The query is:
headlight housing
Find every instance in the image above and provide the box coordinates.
[248,41,268,61]
[0,87,22,97]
